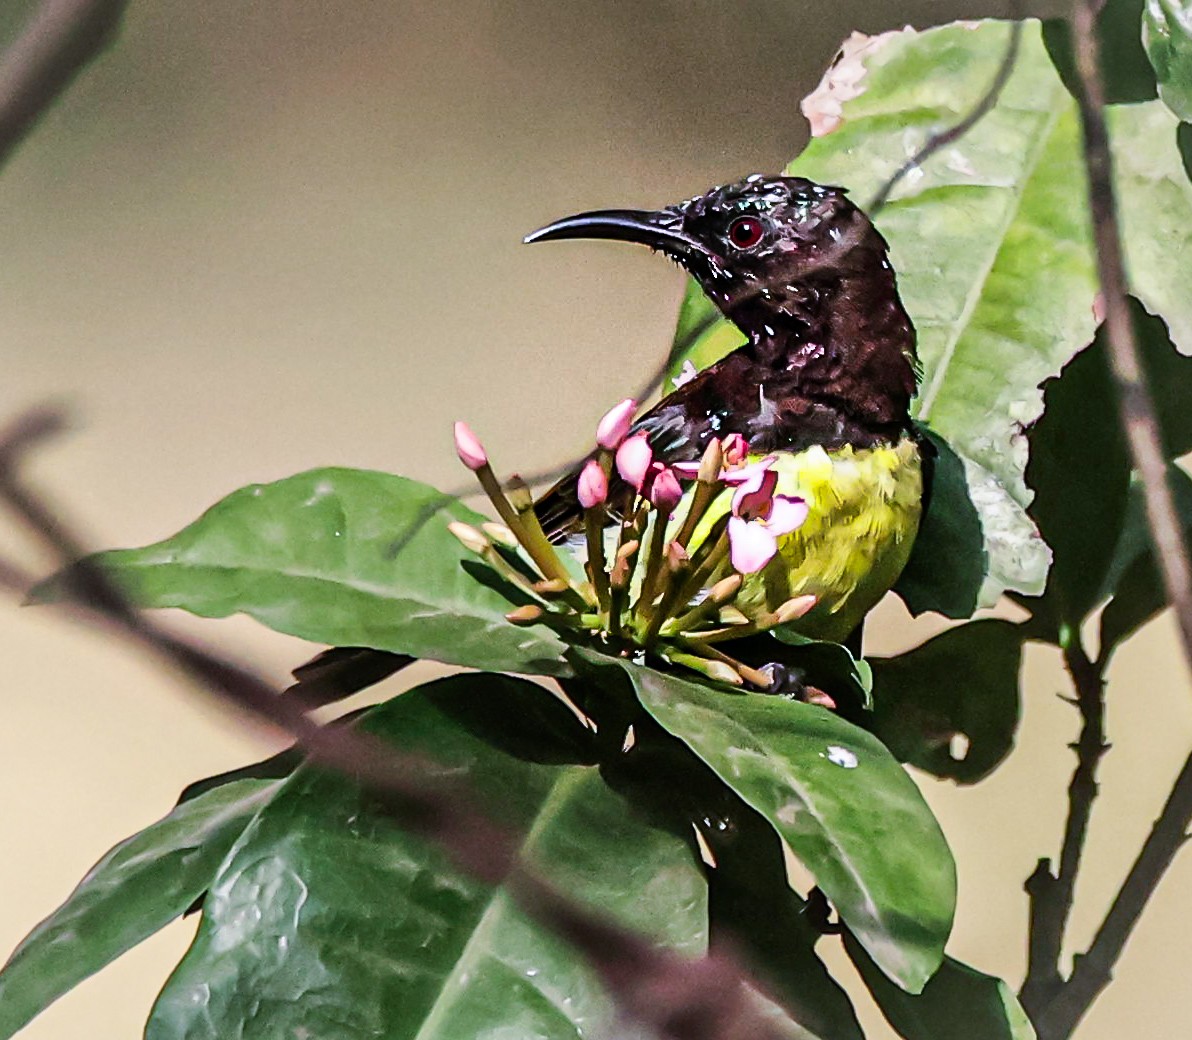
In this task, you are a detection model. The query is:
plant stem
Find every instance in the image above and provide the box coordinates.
[1021,638,1108,1019]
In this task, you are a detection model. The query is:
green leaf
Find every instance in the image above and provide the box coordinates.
[594,704,864,1039]
[846,934,1036,1040]
[870,620,1024,783]
[1044,0,1158,106]
[1099,464,1192,653]
[615,662,956,993]
[1023,335,1132,635]
[41,468,571,676]
[669,21,1102,609]
[1144,0,1192,120]
[894,429,986,619]
[146,674,711,1040]
[0,779,278,1040]
[1110,102,1192,355]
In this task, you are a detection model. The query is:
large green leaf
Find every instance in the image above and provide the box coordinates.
[594,706,864,1039]
[1022,335,1132,638]
[42,468,570,676]
[0,779,278,1040]
[614,662,955,993]
[1144,0,1192,120]
[845,935,1036,1040]
[1110,101,1192,355]
[1099,464,1192,655]
[870,619,1024,783]
[895,429,986,619]
[1045,0,1158,106]
[669,20,1105,611]
[145,674,713,1040]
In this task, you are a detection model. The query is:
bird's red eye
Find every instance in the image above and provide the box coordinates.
[727,215,765,250]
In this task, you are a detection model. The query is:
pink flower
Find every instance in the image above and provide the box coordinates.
[673,453,776,486]
[722,433,748,467]
[577,459,608,508]
[453,421,488,471]
[727,467,808,574]
[648,466,683,514]
[596,398,637,449]
[616,433,653,490]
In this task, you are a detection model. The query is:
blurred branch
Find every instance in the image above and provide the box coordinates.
[0,406,787,1040]
[1021,2,1192,1037]
[0,0,129,168]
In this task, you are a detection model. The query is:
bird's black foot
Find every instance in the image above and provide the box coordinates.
[755,662,837,710]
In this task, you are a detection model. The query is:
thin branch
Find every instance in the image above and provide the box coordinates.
[0,407,790,1040]
[1034,749,1192,1039]
[1018,1,1192,1036]
[1068,0,1192,663]
[1020,640,1109,1019]
[0,0,129,168]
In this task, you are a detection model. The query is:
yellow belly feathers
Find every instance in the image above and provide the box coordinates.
[696,437,923,643]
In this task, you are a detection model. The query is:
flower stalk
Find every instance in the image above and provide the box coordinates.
[450,406,816,688]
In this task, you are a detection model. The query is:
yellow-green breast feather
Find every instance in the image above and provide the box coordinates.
[695,437,923,642]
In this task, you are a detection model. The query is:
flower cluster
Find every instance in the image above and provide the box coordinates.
[449,400,815,687]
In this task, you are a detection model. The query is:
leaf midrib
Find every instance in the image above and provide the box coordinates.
[913,89,1068,420]
[409,769,592,1040]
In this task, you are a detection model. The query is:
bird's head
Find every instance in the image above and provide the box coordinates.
[524,174,895,341]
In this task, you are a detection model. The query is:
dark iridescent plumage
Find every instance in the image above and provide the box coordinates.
[529,174,921,540]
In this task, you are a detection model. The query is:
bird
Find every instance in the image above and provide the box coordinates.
[286,174,925,702]
[527,174,924,648]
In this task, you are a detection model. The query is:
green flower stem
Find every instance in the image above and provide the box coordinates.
[673,528,731,613]
[663,649,743,686]
[676,636,770,688]
[661,574,741,637]
[583,507,611,617]
[506,475,584,595]
[632,512,671,624]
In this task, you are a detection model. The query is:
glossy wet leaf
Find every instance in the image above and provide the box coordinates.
[146,674,711,1040]
[618,663,955,993]
[0,779,278,1040]
[39,468,571,676]
[870,620,1024,783]
[1145,0,1192,120]
[846,934,1036,1040]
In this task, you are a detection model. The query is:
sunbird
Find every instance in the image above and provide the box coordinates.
[527,174,924,649]
[288,175,924,702]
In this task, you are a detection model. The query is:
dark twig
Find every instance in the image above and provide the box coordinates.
[0,408,790,1040]
[1035,750,1192,1038]
[0,0,129,169]
[1020,640,1109,1020]
[1019,2,1192,1036]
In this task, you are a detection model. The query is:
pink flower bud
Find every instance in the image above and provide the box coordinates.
[453,421,488,471]
[649,467,683,515]
[577,459,608,509]
[615,433,653,491]
[722,433,748,467]
[596,398,637,450]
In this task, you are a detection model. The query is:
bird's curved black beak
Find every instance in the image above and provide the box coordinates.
[523,208,716,261]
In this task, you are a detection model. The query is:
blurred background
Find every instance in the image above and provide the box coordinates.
[2,2,1189,1037]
